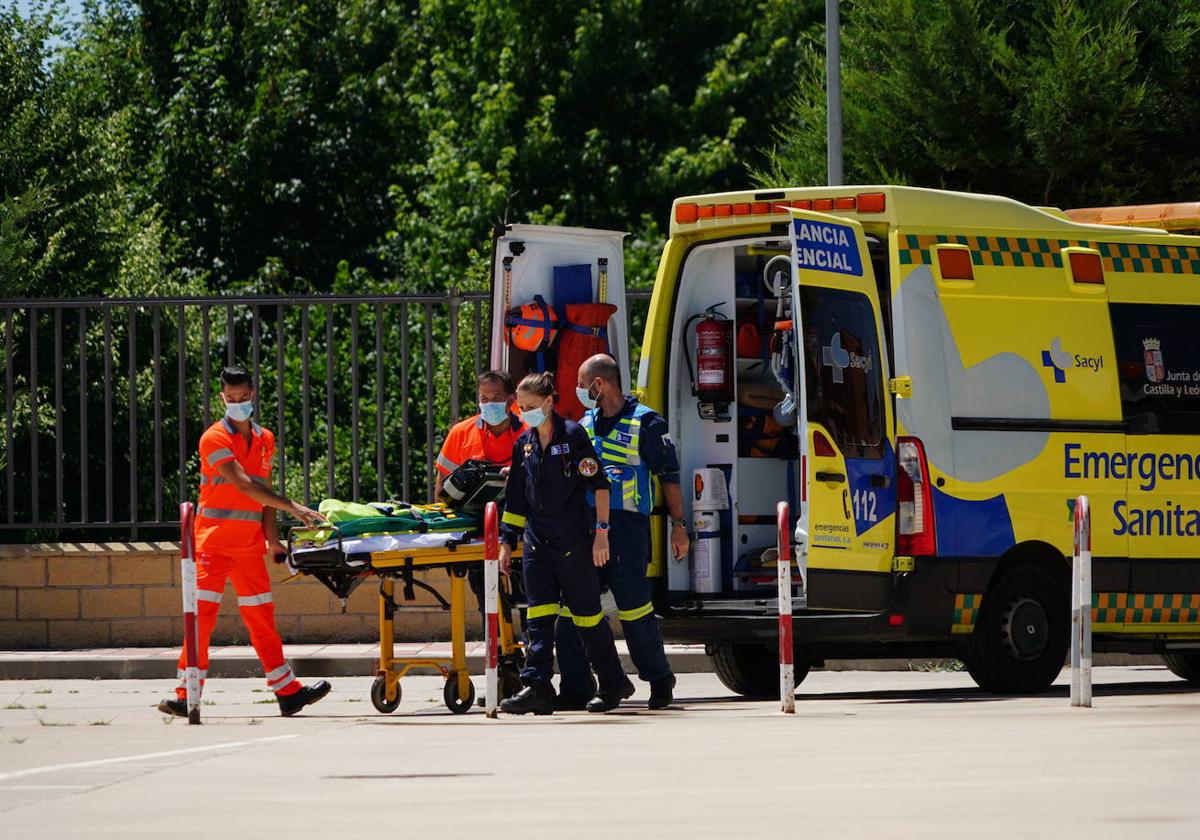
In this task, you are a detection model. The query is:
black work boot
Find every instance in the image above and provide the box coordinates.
[586,677,636,713]
[648,674,676,710]
[157,697,187,717]
[499,682,556,716]
[278,680,332,717]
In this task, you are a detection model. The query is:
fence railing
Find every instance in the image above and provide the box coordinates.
[0,289,651,538]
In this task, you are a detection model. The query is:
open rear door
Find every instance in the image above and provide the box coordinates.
[787,209,897,612]
[490,225,631,418]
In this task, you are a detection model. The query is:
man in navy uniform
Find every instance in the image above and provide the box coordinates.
[556,354,690,710]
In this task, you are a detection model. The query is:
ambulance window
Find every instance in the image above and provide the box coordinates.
[1110,303,1200,435]
[800,288,885,458]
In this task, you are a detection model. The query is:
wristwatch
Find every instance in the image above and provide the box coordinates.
[596,520,611,532]
[671,517,687,529]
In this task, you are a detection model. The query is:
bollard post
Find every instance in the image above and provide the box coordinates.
[777,501,795,714]
[179,502,201,725]
[484,502,500,718]
[1071,495,1092,708]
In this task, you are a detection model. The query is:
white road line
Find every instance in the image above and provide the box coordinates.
[0,735,300,783]
[0,785,93,791]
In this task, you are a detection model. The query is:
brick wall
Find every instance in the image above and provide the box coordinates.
[0,543,476,650]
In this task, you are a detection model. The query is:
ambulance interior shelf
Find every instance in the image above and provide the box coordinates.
[676,239,803,598]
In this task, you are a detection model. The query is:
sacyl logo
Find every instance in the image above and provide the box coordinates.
[1041,337,1104,384]
[822,333,873,384]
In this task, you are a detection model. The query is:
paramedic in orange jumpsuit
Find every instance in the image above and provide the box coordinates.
[433,370,526,500]
[157,365,332,718]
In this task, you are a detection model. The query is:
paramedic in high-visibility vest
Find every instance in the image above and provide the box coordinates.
[433,370,525,500]
[560,353,690,710]
[157,365,332,718]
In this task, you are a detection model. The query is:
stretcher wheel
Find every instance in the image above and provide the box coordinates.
[443,672,475,714]
[370,674,401,713]
[499,661,523,700]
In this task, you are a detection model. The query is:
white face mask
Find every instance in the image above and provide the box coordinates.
[576,384,599,410]
[225,400,254,422]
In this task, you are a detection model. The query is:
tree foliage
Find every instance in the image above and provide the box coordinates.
[760,0,1200,208]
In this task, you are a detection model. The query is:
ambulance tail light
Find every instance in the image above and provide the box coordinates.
[896,436,937,557]
[813,430,836,457]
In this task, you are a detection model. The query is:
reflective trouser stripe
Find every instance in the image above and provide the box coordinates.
[527,603,559,620]
[197,589,223,605]
[177,668,209,680]
[570,611,606,628]
[558,606,574,619]
[618,601,655,622]
[207,448,235,465]
[197,506,263,522]
[437,453,459,472]
[264,664,291,682]
[270,672,297,693]
[238,592,274,607]
[501,510,526,528]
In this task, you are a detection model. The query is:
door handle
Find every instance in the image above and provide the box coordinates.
[815,470,846,483]
[870,474,890,489]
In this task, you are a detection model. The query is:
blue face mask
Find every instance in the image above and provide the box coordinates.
[576,385,598,410]
[225,400,254,422]
[521,405,548,429]
[479,401,509,426]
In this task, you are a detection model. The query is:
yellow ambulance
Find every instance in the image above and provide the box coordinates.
[489,187,1200,694]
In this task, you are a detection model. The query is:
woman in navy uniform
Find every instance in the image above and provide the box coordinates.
[498,372,634,714]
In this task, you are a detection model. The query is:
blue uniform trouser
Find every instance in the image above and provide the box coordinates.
[557,511,672,688]
[521,534,626,693]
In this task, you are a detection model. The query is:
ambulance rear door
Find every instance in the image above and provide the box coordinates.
[787,209,897,612]
[490,225,632,403]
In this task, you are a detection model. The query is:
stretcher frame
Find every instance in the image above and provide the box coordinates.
[286,528,522,714]
[368,540,523,714]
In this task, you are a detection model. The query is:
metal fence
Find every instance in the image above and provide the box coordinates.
[0,289,652,539]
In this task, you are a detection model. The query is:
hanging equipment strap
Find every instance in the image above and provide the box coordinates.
[598,257,608,304]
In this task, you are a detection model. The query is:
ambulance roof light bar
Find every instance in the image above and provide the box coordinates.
[673,191,886,225]
[1063,202,1200,232]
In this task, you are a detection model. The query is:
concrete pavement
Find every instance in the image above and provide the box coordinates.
[1,666,1197,838]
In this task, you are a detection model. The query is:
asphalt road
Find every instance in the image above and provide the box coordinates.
[1,667,1197,838]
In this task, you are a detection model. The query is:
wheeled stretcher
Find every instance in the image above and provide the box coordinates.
[286,524,523,714]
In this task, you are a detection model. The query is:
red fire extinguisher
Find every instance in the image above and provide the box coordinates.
[685,304,734,408]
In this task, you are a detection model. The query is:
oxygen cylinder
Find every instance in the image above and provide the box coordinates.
[691,467,730,594]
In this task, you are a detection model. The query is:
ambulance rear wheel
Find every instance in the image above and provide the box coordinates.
[370,675,401,713]
[443,672,476,714]
[710,643,809,698]
[1161,653,1200,683]
[963,565,1068,694]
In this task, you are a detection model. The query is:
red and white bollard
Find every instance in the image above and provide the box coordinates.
[777,501,795,714]
[1071,495,1092,708]
[179,502,202,725]
[483,502,500,719]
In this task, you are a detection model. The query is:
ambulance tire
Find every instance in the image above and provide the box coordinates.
[370,675,401,713]
[1161,653,1200,683]
[710,643,809,698]
[963,564,1069,694]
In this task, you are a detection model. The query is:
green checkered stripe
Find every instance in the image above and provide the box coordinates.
[897,234,1200,275]
[951,592,982,634]
[1094,593,1200,625]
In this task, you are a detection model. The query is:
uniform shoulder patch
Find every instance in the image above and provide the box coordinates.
[578,457,599,477]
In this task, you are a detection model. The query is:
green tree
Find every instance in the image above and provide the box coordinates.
[760,0,1200,209]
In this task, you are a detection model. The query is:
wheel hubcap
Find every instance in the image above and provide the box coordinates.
[1002,596,1048,661]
